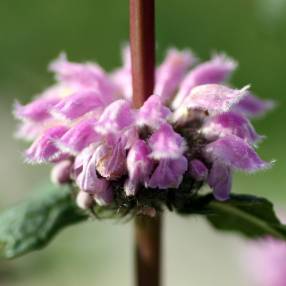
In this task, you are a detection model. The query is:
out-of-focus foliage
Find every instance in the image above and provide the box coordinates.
[176,193,286,239]
[0,185,87,259]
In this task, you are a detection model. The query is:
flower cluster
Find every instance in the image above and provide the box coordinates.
[14,47,273,212]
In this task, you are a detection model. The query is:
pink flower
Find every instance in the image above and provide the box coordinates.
[49,53,116,100]
[14,47,273,209]
[207,161,232,201]
[183,84,249,115]
[148,157,188,189]
[202,111,262,145]
[125,140,154,196]
[95,99,135,135]
[14,97,60,122]
[189,159,208,181]
[244,213,286,286]
[111,45,133,101]
[51,160,73,185]
[93,138,127,180]
[172,54,237,109]
[233,92,275,118]
[137,95,171,129]
[56,119,99,154]
[204,135,270,173]
[25,126,68,163]
[149,123,186,160]
[52,90,109,121]
[76,150,112,196]
[155,49,194,103]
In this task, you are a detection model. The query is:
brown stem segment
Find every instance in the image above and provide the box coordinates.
[130,0,155,108]
[130,1,160,285]
[135,215,162,286]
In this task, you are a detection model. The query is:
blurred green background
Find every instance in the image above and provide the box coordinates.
[0,0,285,285]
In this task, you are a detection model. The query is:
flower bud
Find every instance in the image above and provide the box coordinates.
[51,160,73,185]
[76,191,93,210]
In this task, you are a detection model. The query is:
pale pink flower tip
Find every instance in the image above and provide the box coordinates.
[149,123,187,160]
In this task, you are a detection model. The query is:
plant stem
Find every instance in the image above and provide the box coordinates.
[135,215,162,286]
[130,0,155,108]
[130,0,161,285]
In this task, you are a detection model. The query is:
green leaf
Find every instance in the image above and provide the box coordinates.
[0,184,88,259]
[175,193,286,240]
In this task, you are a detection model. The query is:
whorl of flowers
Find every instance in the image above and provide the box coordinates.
[14,46,274,213]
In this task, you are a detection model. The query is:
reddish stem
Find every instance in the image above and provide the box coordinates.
[135,215,162,286]
[130,0,155,108]
[130,1,161,286]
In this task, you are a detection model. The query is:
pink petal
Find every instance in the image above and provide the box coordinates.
[204,135,270,172]
[137,95,171,129]
[120,126,139,150]
[148,157,188,189]
[111,69,132,100]
[94,139,127,180]
[57,119,99,154]
[111,45,132,100]
[25,126,68,163]
[189,159,208,181]
[208,161,232,201]
[50,160,73,185]
[125,140,154,196]
[95,99,135,135]
[74,145,96,176]
[155,49,194,103]
[172,54,237,109]
[14,97,59,122]
[76,151,111,194]
[52,90,107,120]
[202,111,262,145]
[233,92,275,118]
[49,53,116,99]
[15,120,49,141]
[184,84,249,115]
[149,123,186,160]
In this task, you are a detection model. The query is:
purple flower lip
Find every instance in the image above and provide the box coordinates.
[204,135,271,173]
[154,49,195,103]
[25,126,69,164]
[125,139,153,196]
[14,47,273,209]
[172,53,237,110]
[202,111,263,145]
[184,84,250,115]
[148,123,187,160]
[136,95,172,129]
[189,159,208,181]
[233,92,275,118]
